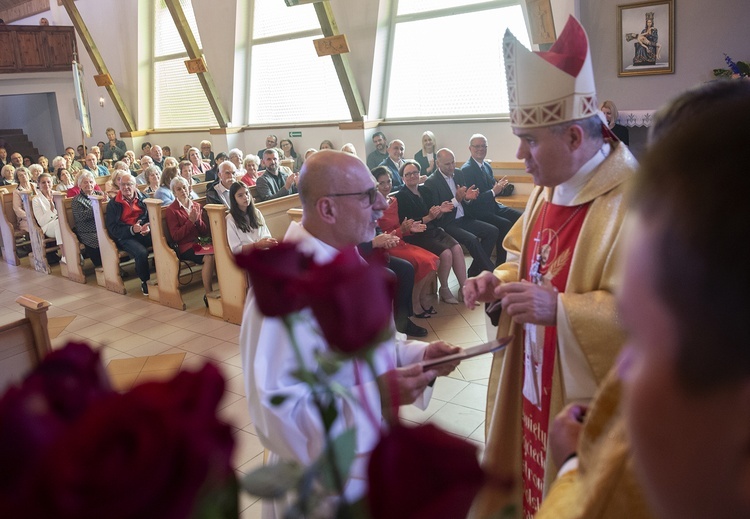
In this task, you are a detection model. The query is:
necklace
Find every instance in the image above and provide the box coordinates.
[528,201,585,285]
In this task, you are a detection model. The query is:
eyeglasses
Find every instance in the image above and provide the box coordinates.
[325,186,379,205]
[470,144,488,149]
[402,170,420,177]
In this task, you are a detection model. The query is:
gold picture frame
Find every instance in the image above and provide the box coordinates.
[617,0,674,77]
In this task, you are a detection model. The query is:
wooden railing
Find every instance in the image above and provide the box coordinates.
[0,25,76,74]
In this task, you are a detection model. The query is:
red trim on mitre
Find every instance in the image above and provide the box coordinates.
[535,16,587,78]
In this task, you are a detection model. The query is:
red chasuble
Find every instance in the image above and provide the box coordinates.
[521,201,590,517]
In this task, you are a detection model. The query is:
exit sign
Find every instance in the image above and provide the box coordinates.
[289,131,302,138]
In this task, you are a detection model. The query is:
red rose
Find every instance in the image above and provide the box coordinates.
[234,242,313,316]
[0,342,112,510]
[18,364,234,519]
[367,423,486,519]
[307,248,395,355]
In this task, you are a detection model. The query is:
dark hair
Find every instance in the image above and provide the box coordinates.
[215,152,228,161]
[632,80,750,391]
[371,165,391,181]
[319,140,334,150]
[229,181,260,232]
[141,142,152,150]
[372,131,386,141]
[549,114,604,142]
[56,167,69,181]
[279,139,297,159]
[398,159,421,177]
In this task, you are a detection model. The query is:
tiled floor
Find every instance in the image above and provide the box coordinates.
[0,256,494,517]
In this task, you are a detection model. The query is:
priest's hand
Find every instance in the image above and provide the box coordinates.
[495,279,557,326]
[549,403,588,468]
[462,270,502,308]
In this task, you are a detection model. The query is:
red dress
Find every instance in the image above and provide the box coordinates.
[378,198,439,281]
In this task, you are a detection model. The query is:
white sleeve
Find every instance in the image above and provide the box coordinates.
[226,215,244,255]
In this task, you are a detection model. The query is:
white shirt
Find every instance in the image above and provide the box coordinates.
[552,143,611,206]
[239,221,430,516]
[225,210,271,255]
[440,172,464,219]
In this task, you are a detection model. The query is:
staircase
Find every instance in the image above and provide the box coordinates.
[0,129,40,161]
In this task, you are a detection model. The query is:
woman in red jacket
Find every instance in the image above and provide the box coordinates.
[164,175,215,307]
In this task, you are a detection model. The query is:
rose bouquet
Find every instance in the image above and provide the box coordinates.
[235,244,488,518]
[0,342,237,519]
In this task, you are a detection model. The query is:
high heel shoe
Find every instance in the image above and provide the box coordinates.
[420,305,437,315]
[439,287,459,305]
[203,295,209,308]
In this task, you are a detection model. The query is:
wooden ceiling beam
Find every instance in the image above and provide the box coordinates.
[60,0,136,132]
[163,0,229,128]
[310,1,366,122]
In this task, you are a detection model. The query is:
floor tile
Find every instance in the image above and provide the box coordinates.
[427,402,485,438]
[450,382,488,412]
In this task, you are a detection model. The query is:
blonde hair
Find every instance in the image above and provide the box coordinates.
[600,100,619,127]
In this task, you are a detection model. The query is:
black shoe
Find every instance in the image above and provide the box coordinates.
[141,281,149,295]
[404,320,428,337]
[203,295,208,308]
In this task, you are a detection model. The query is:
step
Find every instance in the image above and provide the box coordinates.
[0,129,24,136]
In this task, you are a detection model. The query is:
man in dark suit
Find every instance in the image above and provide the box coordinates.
[378,139,406,190]
[421,150,498,278]
[204,152,227,182]
[460,134,521,263]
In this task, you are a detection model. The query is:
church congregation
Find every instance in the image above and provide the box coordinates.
[1,1,748,518]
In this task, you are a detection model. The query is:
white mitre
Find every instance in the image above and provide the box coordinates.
[503,16,598,128]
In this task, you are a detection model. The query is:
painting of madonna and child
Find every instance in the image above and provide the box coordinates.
[618,0,674,76]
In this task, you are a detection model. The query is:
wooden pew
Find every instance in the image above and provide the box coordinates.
[205,204,247,325]
[256,193,302,239]
[53,193,87,284]
[94,174,110,187]
[192,181,208,197]
[20,192,58,275]
[0,185,23,266]
[0,294,52,394]
[89,195,128,294]
[144,197,208,311]
[205,192,301,324]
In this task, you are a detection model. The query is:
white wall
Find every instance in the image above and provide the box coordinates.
[0,92,64,157]
[5,0,749,163]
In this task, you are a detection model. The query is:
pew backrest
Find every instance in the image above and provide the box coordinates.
[0,295,52,394]
[0,186,21,266]
[89,195,127,294]
[53,193,86,283]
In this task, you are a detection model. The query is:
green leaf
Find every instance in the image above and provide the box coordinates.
[189,474,240,519]
[291,368,318,386]
[318,428,357,491]
[320,399,339,430]
[315,351,342,376]
[270,394,288,406]
[241,462,304,498]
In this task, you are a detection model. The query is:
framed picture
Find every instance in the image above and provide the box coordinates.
[617,0,674,77]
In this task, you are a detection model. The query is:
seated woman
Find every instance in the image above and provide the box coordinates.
[414,131,438,176]
[279,139,303,172]
[240,154,260,187]
[178,162,200,200]
[187,147,210,177]
[31,173,64,262]
[38,155,52,174]
[123,151,138,173]
[142,165,161,196]
[1,164,15,186]
[56,167,75,192]
[226,182,277,254]
[393,160,467,304]
[12,167,37,233]
[102,169,125,200]
[154,166,178,206]
[319,140,335,151]
[372,166,440,317]
[70,171,102,267]
[165,176,216,307]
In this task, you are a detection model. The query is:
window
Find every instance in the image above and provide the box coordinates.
[385,0,530,119]
[248,0,350,124]
[153,0,217,129]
